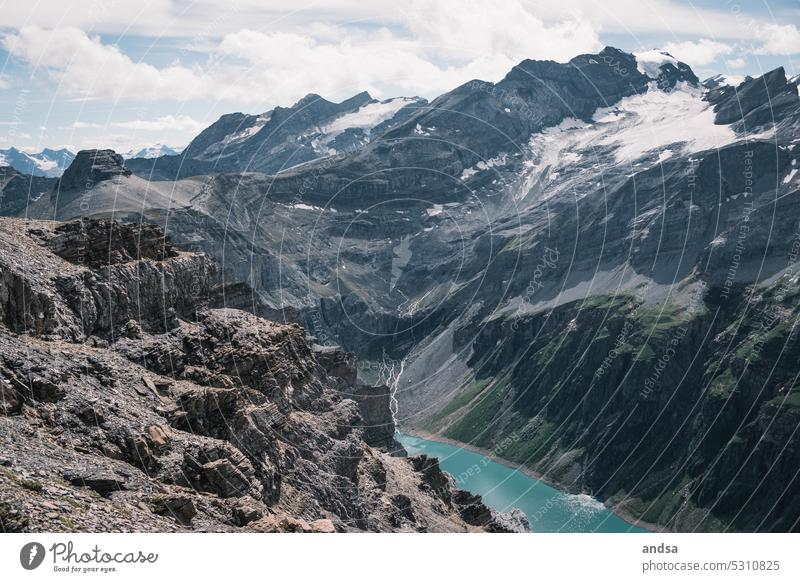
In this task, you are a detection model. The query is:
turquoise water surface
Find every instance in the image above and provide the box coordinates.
[397,433,648,533]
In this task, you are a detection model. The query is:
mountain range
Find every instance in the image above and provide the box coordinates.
[0,145,184,177]
[124,93,426,179]
[2,46,799,532]
[0,147,75,178]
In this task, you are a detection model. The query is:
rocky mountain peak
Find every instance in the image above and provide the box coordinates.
[57,149,131,192]
[292,92,327,107]
[337,90,374,109]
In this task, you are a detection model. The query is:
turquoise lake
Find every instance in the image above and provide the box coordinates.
[397,433,648,533]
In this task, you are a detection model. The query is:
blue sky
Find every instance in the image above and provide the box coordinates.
[1,0,798,154]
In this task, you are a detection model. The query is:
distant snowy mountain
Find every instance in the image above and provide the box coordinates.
[122,144,183,159]
[0,147,75,177]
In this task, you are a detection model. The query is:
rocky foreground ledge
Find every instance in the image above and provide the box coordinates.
[0,218,528,533]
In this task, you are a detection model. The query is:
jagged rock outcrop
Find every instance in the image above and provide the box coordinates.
[0,217,524,533]
[0,219,213,339]
[313,345,401,451]
[45,219,178,267]
[707,67,799,130]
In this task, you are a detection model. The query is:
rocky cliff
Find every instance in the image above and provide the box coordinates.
[0,217,527,533]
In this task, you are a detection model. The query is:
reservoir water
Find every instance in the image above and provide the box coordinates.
[397,432,648,533]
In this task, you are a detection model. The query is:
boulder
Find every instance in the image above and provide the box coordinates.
[145,424,172,449]
[63,469,126,497]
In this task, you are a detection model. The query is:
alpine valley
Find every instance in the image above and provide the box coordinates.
[2,47,799,532]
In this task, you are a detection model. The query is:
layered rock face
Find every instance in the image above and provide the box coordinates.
[0,218,212,339]
[0,218,526,533]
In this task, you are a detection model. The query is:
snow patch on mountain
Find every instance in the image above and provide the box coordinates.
[591,83,739,162]
[538,82,742,165]
[426,204,444,217]
[321,98,414,139]
[514,82,773,204]
[299,97,422,157]
[286,202,337,212]
[460,153,509,180]
[514,117,584,200]
[226,114,272,145]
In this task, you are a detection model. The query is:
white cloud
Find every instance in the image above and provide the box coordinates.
[76,133,156,152]
[726,57,746,69]
[111,115,203,132]
[0,0,782,44]
[753,24,800,56]
[213,27,456,101]
[403,0,601,63]
[662,39,733,67]
[2,8,601,107]
[2,2,798,111]
[70,121,101,129]
[3,0,799,153]
[65,116,201,132]
[3,27,213,102]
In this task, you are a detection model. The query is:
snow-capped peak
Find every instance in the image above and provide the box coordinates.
[634,50,679,78]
